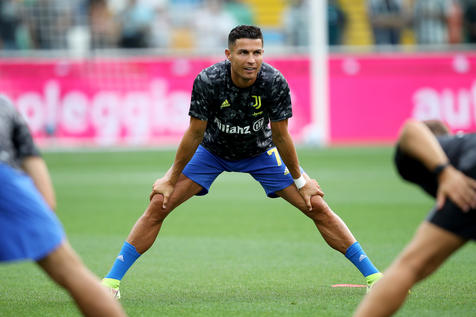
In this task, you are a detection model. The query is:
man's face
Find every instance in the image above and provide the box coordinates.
[225,38,263,88]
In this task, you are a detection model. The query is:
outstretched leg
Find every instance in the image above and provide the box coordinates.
[37,241,127,317]
[354,221,466,317]
[102,174,203,290]
[277,185,356,253]
[277,185,380,281]
[127,174,203,254]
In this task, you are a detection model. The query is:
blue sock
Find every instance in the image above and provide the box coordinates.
[105,241,141,280]
[345,241,379,277]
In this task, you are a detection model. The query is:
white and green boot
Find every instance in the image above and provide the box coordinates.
[102,278,121,299]
[365,272,383,294]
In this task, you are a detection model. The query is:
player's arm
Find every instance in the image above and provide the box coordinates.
[166,117,206,184]
[150,117,207,208]
[398,119,476,211]
[271,119,323,211]
[8,99,57,211]
[21,156,57,211]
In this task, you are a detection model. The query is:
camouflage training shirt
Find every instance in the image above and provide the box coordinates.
[189,60,292,160]
[0,95,40,170]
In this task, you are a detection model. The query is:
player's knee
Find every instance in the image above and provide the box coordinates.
[147,194,171,223]
[305,196,331,221]
[397,251,432,283]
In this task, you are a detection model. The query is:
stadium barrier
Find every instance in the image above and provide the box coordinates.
[0,53,474,147]
[0,57,311,147]
[329,52,476,143]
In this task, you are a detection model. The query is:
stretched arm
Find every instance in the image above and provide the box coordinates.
[271,119,323,211]
[398,119,476,211]
[150,117,207,208]
[21,156,57,211]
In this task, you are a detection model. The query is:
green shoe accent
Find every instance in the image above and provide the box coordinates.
[102,278,121,299]
[365,272,383,293]
[102,278,120,289]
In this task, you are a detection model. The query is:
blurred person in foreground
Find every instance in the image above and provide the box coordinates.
[354,119,476,317]
[102,25,382,298]
[0,95,126,317]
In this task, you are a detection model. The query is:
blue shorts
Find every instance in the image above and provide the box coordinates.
[0,163,65,262]
[183,145,297,198]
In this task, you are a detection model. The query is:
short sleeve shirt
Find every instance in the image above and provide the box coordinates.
[394,133,476,197]
[0,95,40,170]
[189,60,292,160]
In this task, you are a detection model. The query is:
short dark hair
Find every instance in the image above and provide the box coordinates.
[228,25,263,48]
[423,120,450,136]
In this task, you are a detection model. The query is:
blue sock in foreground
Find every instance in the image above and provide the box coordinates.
[345,241,379,277]
[105,241,141,281]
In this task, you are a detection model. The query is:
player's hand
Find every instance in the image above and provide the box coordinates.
[299,174,324,211]
[150,177,175,209]
[437,165,476,212]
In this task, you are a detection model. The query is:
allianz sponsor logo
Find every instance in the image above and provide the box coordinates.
[214,117,264,134]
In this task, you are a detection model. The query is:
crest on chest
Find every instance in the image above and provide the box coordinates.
[219,95,263,117]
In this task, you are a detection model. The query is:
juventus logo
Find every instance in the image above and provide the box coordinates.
[251,95,261,109]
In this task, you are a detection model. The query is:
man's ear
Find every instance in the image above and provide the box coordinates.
[225,48,231,60]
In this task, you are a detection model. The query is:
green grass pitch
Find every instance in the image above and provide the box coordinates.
[0,147,474,316]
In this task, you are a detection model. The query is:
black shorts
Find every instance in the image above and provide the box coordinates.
[426,146,476,240]
[394,134,476,240]
[427,201,476,240]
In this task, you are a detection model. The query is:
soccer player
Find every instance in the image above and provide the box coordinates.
[0,95,127,317]
[354,119,476,317]
[102,25,382,298]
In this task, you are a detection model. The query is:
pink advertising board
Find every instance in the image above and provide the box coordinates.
[329,53,476,143]
[0,57,311,146]
[1,53,475,146]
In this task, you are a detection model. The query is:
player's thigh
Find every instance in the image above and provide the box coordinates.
[37,241,83,286]
[277,184,328,215]
[396,221,466,279]
[167,173,204,209]
[149,173,204,213]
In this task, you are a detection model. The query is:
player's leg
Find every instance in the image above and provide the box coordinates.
[102,174,203,293]
[277,185,381,284]
[0,164,121,315]
[37,241,127,317]
[353,221,466,317]
[279,186,355,252]
[246,150,381,284]
[103,145,224,295]
[277,186,358,252]
[126,174,203,254]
